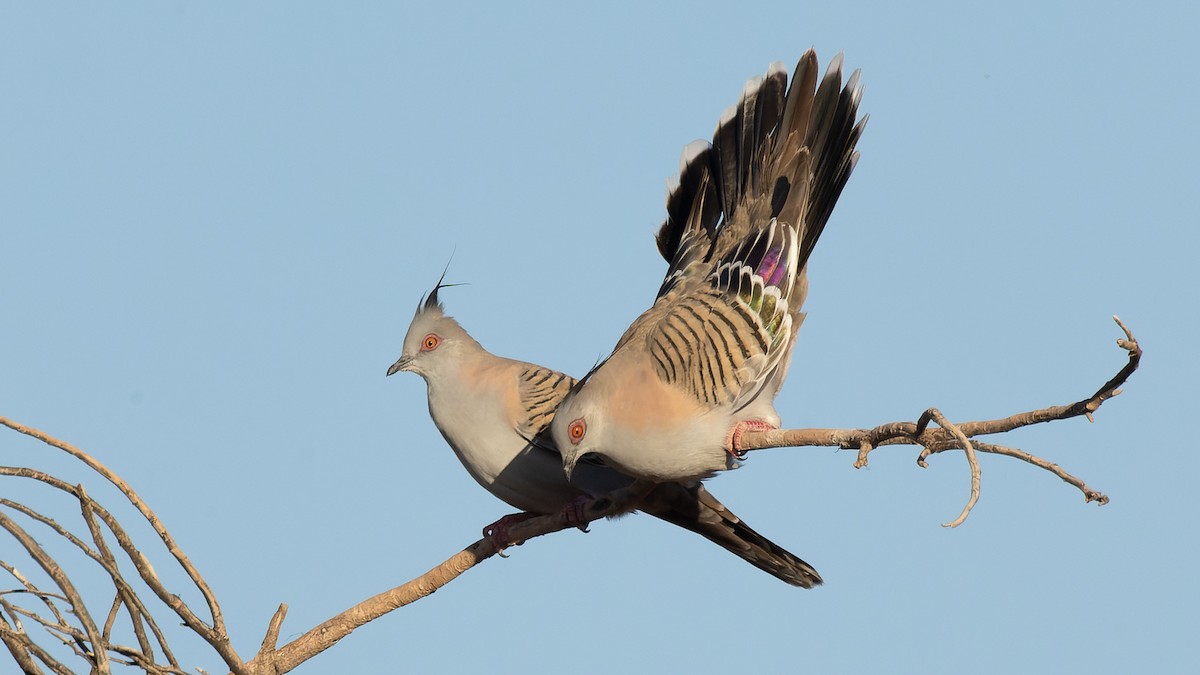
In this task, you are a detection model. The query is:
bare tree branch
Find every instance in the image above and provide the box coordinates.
[258,512,593,674]
[0,510,109,671]
[1,425,244,674]
[735,315,1138,522]
[0,419,229,639]
[1,316,1139,673]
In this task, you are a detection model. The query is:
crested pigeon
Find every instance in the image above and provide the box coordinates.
[552,50,866,483]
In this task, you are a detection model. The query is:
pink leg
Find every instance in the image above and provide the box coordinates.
[726,419,778,458]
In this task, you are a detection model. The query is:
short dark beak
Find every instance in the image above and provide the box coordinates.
[386,355,412,377]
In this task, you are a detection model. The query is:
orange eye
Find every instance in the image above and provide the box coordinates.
[567,418,586,445]
[421,334,440,351]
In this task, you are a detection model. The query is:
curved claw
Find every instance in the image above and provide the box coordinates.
[561,495,594,532]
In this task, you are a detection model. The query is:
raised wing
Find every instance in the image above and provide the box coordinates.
[636,50,865,410]
[645,217,800,411]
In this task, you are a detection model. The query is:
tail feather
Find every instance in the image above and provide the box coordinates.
[640,482,822,588]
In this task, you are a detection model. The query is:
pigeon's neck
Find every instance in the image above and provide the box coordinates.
[425,342,496,416]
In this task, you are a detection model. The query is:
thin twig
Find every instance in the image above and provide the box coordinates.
[79,487,160,665]
[926,440,1108,504]
[736,316,1138,518]
[1,607,72,675]
[0,512,108,672]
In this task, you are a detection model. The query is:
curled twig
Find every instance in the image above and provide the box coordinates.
[919,409,980,528]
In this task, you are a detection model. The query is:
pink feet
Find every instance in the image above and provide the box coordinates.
[727,419,777,458]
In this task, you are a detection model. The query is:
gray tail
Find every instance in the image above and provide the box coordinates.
[640,482,822,588]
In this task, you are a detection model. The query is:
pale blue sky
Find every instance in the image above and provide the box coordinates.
[2,2,1196,673]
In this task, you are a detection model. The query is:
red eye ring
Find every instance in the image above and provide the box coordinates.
[421,334,440,351]
[567,418,586,445]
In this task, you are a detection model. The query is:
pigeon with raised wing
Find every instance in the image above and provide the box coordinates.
[552,50,866,483]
